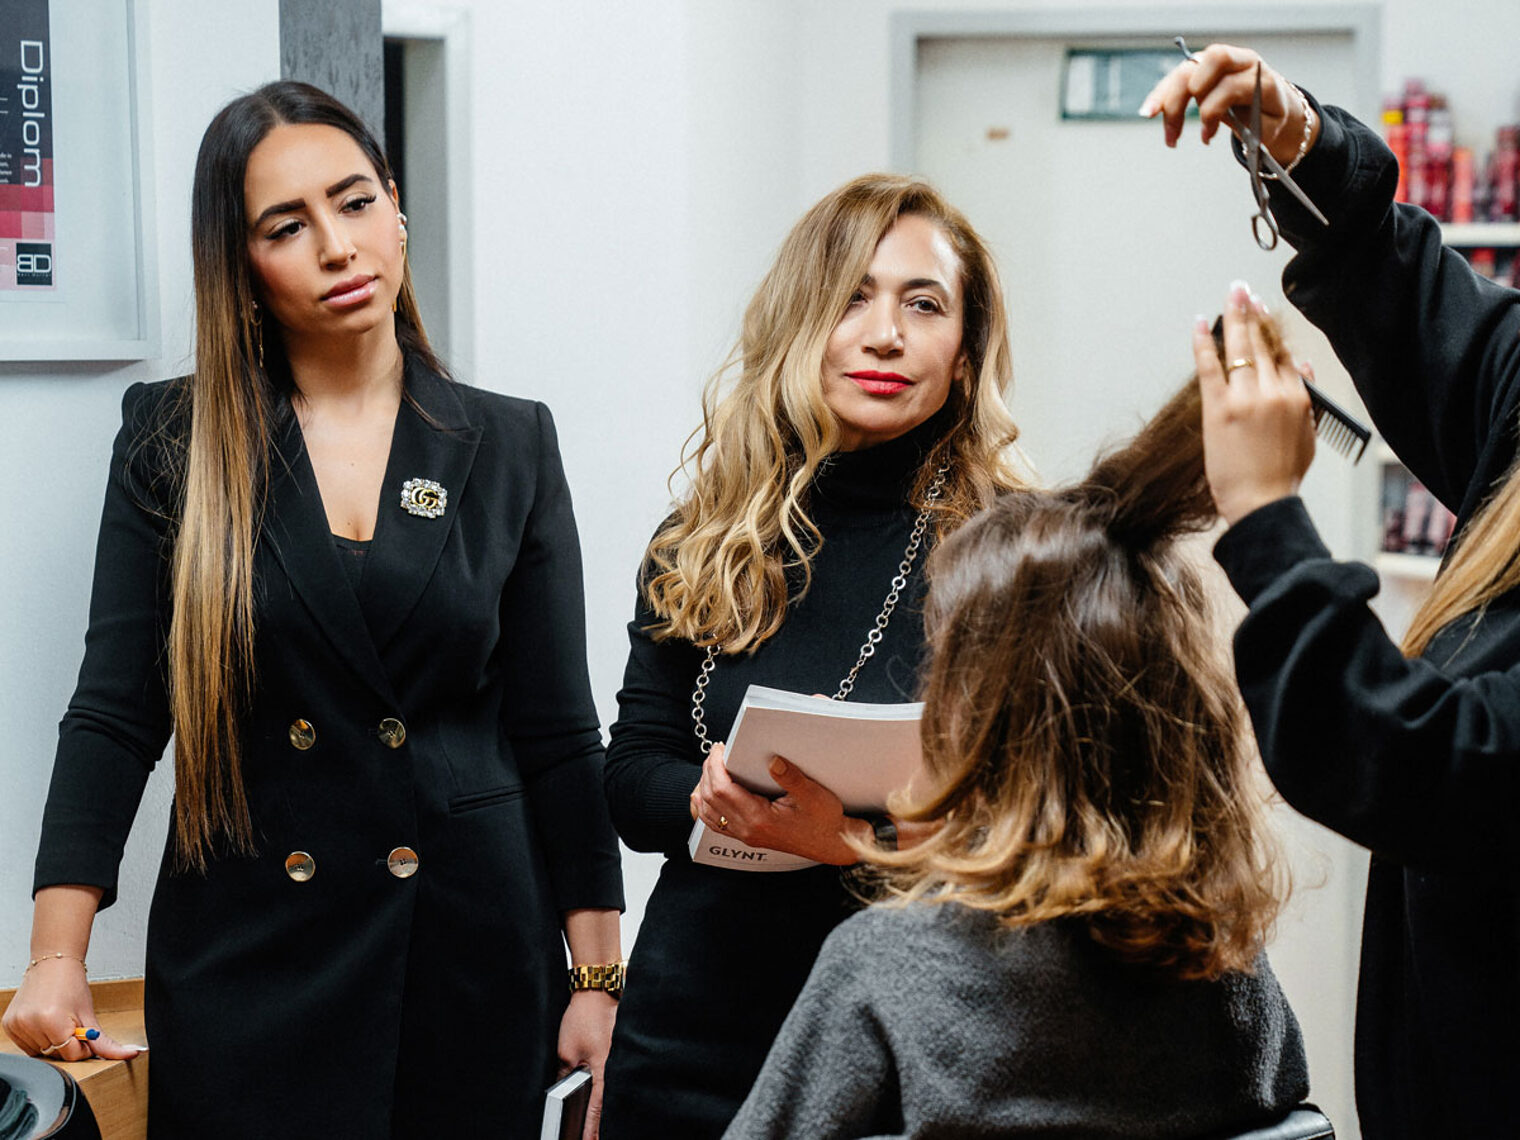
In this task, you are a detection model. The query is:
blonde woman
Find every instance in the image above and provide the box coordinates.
[600,176,1025,1138]
[1144,44,1520,1139]
[1,82,623,1138]
[727,344,1308,1137]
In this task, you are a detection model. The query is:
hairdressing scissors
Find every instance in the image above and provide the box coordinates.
[1174,38,1330,249]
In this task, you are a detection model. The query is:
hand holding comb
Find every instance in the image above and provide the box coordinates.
[1209,314,1369,462]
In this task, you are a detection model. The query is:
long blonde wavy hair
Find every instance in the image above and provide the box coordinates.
[866,340,1289,981]
[156,82,440,870]
[1402,440,1520,657]
[643,174,1025,651]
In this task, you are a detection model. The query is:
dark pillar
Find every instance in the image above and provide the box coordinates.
[278,0,384,139]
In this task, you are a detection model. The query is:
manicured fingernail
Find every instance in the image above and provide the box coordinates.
[1251,293,1269,314]
[1194,313,1210,333]
[1138,97,1156,117]
[1228,280,1252,309]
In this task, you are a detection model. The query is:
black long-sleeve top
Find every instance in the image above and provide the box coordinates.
[600,417,946,1139]
[603,419,945,856]
[1213,100,1520,1139]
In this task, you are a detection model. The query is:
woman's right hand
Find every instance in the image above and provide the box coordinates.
[1194,282,1317,525]
[1140,43,1318,170]
[2,956,143,1062]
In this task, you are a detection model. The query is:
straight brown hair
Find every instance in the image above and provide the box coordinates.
[163,81,441,870]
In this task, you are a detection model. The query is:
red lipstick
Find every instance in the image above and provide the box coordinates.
[846,370,912,395]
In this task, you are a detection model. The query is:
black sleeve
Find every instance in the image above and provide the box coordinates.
[1264,98,1520,516]
[34,382,176,909]
[500,402,624,912]
[601,565,707,856]
[1215,497,1520,869]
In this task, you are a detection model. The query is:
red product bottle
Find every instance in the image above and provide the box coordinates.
[1466,248,1497,279]
[1452,147,1475,224]
[1426,98,1454,221]
[1403,480,1436,555]
[1490,126,1519,222]
[1384,102,1410,204]
[1405,82,1431,211]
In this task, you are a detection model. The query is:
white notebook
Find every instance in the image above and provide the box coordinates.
[687,684,924,872]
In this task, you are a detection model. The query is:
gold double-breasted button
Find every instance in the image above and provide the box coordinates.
[284,851,316,882]
[289,719,316,750]
[377,717,407,748]
[387,846,420,878]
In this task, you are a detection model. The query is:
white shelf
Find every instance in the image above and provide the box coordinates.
[1440,222,1520,247]
[1375,551,1441,581]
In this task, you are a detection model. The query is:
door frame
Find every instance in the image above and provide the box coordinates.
[381,1,475,375]
[888,5,1381,173]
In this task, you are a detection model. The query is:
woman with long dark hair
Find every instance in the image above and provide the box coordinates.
[725,340,1308,1137]
[2,82,623,1138]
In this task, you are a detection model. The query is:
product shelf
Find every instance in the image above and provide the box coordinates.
[1439,221,1520,246]
[1374,551,1442,581]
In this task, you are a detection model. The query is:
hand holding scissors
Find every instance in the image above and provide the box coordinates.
[1140,42,1329,248]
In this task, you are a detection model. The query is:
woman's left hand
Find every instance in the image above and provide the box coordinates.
[556,990,616,1140]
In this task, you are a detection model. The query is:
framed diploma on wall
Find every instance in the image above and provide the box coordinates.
[0,0,158,361]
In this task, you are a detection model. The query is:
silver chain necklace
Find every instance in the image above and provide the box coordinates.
[689,465,949,755]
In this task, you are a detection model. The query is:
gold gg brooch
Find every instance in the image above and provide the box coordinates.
[400,477,447,519]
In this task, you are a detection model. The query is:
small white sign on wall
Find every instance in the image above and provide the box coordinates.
[1061,48,1183,121]
[0,0,157,361]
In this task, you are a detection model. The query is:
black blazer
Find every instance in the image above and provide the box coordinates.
[34,357,623,1139]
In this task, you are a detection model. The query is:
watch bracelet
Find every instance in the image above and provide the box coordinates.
[567,960,627,995]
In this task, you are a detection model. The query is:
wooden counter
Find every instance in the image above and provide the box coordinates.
[0,977,147,1140]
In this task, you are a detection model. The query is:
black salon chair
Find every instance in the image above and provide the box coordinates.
[0,1056,101,1140]
[1212,1103,1335,1140]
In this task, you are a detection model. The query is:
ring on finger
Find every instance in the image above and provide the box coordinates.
[40,1040,69,1056]
[717,815,730,831]
[1225,357,1256,375]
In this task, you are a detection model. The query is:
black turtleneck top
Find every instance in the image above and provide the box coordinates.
[600,418,948,1140]
[603,417,945,855]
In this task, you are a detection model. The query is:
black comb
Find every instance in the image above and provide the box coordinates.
[1209,315,1370,463]
[1303,381,1370,462]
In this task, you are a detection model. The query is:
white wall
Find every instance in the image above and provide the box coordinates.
[394,0,811,939]
[0,1,281,979]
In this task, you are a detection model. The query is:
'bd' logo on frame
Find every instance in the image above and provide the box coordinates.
[16,242,53,287]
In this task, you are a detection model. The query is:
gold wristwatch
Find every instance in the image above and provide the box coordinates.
[568,960,626,1000]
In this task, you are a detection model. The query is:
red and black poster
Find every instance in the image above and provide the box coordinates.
[0,0,54,292]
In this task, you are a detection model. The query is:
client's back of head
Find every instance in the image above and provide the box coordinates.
[880,342,1289,980]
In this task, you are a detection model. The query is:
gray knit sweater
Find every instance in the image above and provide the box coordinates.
[723,902,1308,1139]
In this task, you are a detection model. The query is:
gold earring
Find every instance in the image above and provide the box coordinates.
[395,212,408,314]
[249,300,264,369]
